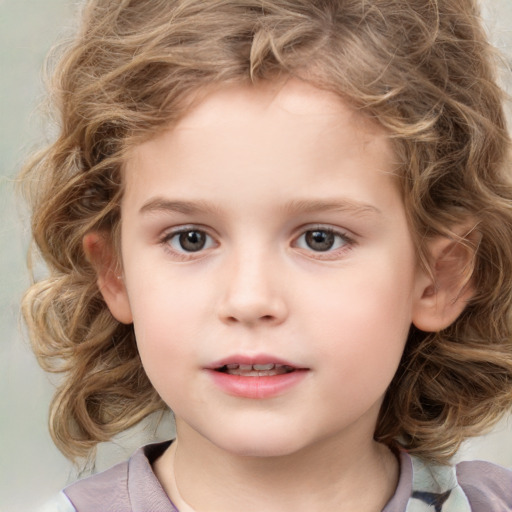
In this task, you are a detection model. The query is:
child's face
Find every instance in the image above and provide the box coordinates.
[113,79,428,457]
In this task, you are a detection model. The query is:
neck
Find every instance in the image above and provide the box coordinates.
[154,424,399,512]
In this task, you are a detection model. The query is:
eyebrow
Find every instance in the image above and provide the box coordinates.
[139,198,223,216]
[139,197,381,217]
[281,198,381,217]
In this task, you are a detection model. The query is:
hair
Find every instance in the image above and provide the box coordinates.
[22,0,512,464]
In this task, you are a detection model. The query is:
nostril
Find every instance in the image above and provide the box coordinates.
[224,313,277,324]
[218,293,288,326]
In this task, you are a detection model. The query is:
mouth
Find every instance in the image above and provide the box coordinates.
[207,358,309,398]
[215,363,297,377]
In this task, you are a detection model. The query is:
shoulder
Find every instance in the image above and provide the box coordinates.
[62,441,175,512]
[405,452,512,512]
[63,458,131,511]
[456,459,512,512]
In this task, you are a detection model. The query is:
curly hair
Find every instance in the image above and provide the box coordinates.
[22,0,512,463]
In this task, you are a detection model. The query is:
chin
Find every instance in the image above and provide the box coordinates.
[211,427,309,458]
[176,410,322,459]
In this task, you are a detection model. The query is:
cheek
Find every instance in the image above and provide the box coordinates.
[309,256,415,382]
[311,295,409,421]
[124,276,205,384]
[126,262,210,331]
[132,314,196,410]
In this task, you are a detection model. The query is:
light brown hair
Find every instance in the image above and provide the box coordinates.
[22,0,512,464]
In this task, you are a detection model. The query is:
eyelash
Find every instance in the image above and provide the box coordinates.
[160,226,216,260]
[159,225,356,260]
[293,226,356,259]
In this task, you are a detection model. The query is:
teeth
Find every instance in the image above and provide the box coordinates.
[218,363,295,376]
[253,364,275,371]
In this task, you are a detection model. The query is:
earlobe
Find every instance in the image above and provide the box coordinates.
[83,232,133,324]
[412,226,479,332]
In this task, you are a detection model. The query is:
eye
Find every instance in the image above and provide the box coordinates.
[164,229,215,253]
[295,228,352,252]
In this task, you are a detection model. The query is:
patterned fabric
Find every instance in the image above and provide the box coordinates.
[38,441,512,511]
[406,455,472,511]
[399,453,512,512]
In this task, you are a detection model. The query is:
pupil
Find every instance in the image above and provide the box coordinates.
[179,231,206,252]
[306,230,334,251]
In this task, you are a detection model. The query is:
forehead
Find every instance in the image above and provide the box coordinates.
[122,79,399,215]
[173,79,387,144]
[124,78,394,172]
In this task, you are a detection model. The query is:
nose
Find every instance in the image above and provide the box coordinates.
[217,250,288,327]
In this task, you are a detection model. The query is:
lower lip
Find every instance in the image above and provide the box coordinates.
[207,370,308,399]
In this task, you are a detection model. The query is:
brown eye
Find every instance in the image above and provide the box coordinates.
[304,230,336,251]
[295,228,352,254]
[179,231,206,251]
[167,229,213,253]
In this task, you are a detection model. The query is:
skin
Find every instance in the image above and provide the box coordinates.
[86,79,472,511]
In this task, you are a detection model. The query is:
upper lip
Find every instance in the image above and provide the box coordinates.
[206,354,307,370]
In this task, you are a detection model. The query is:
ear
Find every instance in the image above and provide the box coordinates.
[83,232,133,324]
[412,226,480,332]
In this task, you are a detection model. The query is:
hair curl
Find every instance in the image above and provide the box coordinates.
[22,0,512,464]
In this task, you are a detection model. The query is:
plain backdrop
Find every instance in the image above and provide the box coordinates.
[1,1,512,510]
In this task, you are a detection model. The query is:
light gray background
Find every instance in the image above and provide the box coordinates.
[1,1,512,510]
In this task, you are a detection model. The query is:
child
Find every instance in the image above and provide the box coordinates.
[23,0,512,510]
